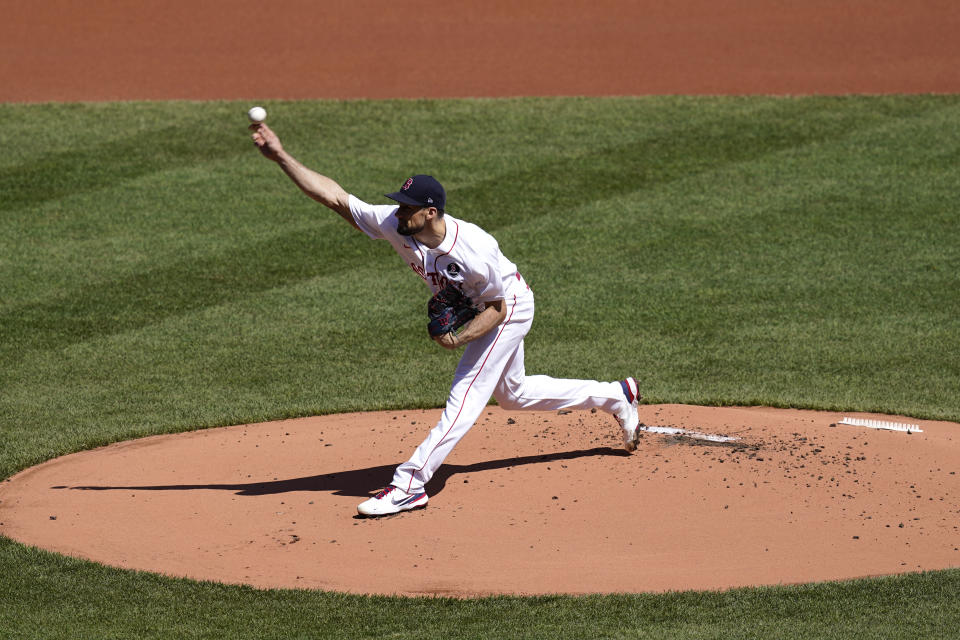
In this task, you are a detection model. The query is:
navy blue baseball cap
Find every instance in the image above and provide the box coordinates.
[385,174,446,211]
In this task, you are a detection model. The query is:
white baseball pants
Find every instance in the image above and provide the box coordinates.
[392,290,627,493]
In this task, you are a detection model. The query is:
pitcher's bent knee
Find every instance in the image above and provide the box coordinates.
[493,387,525,410]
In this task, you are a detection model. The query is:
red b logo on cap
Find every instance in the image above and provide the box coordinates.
[402,178,414,191]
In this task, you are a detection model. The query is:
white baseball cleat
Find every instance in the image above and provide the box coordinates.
[616,377,642,452]
[357,485,429,517]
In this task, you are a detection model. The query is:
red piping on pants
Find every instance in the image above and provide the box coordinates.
[405,295,518,492]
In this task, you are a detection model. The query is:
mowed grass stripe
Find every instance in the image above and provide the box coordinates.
[493,98,959,414]
[0,223,388,365]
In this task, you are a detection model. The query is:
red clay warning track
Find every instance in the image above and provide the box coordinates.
[3,0,959,102]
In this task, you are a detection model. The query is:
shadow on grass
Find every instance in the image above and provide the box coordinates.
[57,446,628,499]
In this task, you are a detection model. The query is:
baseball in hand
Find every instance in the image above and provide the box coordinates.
[247,106,267,123]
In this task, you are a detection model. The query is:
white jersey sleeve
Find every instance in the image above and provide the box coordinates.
[348,194,398,240]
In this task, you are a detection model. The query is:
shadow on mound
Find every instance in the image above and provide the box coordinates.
[58,446,628,499]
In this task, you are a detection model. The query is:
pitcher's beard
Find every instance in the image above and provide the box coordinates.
[397,220,424,236]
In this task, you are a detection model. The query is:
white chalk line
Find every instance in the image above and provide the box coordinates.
[639,425,740,443]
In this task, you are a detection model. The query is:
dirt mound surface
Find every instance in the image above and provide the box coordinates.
[2,405,958,596]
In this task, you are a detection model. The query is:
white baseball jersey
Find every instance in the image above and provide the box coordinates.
[348,195,528,304]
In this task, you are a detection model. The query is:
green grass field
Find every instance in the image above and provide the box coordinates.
[1,96,959,639]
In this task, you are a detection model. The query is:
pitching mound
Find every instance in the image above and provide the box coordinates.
[1,404,958,597]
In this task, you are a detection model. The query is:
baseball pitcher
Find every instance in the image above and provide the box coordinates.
[251,123,642,517]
